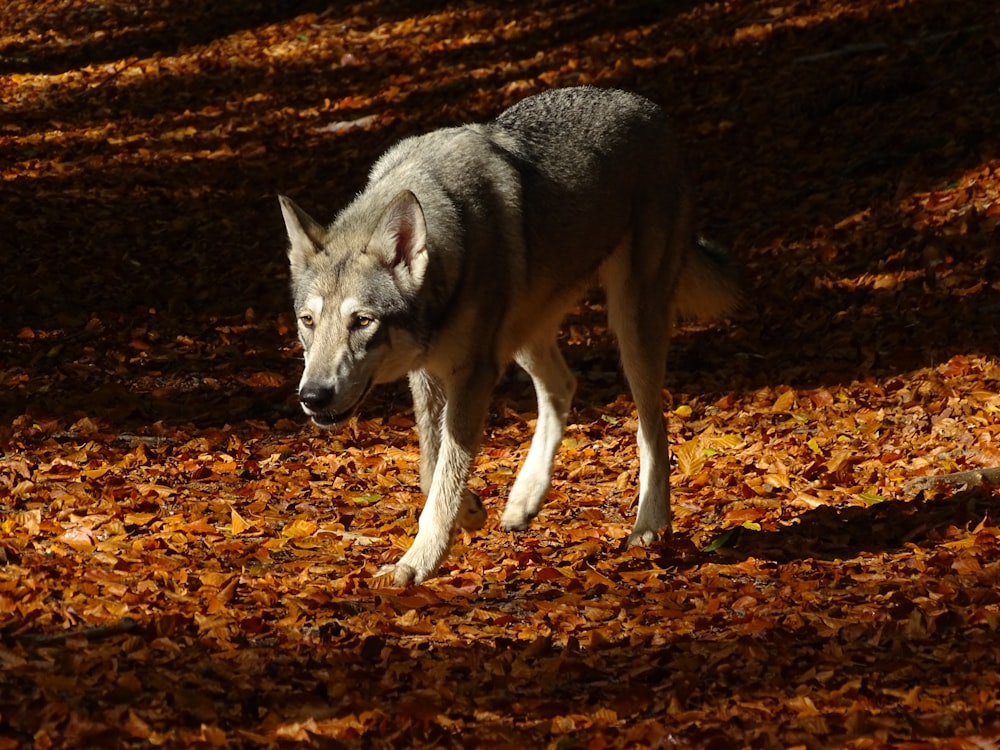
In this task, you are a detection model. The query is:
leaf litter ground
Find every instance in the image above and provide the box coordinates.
[1,1,1000,748]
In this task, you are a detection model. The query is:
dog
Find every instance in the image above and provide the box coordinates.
[279,86,737,586]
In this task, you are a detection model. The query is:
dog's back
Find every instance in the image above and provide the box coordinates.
[487,87,738,327]
[489,88,676,286]
[282,87,738,585]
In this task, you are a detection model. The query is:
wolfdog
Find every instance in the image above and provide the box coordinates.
[279,87,737,585]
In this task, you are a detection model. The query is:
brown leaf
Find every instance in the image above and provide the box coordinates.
[57,525,96,552]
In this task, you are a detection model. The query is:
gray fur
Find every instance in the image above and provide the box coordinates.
[280,86,738,585]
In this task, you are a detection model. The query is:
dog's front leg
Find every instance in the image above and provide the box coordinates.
[409,370,444,495]
[409,370,487,532]
[391,364,496,585]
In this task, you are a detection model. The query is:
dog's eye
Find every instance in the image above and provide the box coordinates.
[350,314,373,331]
[299,313,314,329]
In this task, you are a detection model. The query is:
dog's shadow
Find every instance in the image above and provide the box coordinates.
[662,485,1000,570]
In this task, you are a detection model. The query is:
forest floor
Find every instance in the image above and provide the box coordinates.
[2,1,1000,747]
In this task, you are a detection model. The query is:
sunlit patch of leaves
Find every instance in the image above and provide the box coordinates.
[2,0,1000,748]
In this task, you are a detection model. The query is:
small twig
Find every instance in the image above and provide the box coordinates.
[795,42,889,64]
[113,433,179,449]
[907,467,1000,494]
[794,25,984,64]
[68,57,143,100]
[6,617,139,646]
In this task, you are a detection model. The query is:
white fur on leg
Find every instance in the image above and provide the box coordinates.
[391,443,469,584]
[626,413,671,547]
[501,469,551,530]
[501,410,565,529]
[501,343,575,530]
[408,370,444,496]
[392,505,455,586]
[388,489,484,585]
[388,366,494,585]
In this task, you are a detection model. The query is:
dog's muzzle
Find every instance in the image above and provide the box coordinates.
[299,380,372,427]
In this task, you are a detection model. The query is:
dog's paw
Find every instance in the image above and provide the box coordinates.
[392,563,419,587]
[499,506,536,531]
[626,528,657,548]
[385,534,451,586]
[375,562,425,587]
[457,489,487,531]
[502,473,548,530]
[626,525,672,548]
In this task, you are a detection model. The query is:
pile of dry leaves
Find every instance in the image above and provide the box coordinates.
[2,1,999,747]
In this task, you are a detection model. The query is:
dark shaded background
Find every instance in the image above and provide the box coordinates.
[3,3,1000,748]
[2,0,997,429]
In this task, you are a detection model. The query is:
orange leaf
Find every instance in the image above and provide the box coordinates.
[231,508,251,535]
[674,439,704,479]
[57,525,96,552]
[282,519,318,538]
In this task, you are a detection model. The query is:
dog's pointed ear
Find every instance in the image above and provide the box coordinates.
[374,190,428,290]
[279,195,326,276]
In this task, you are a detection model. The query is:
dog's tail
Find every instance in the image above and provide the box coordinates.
[675,236,740,321]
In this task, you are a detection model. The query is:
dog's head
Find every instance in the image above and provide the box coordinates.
[279,190,428,427]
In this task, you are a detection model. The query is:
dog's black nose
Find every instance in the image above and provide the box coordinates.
[299,384,333,412]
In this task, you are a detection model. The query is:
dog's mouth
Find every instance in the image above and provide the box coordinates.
[310,409,353,428]
[304,380,373,428]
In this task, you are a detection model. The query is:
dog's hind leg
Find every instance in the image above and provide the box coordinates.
[618,331,671,547]
[601,239,681,547]
[500,339,577,530]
